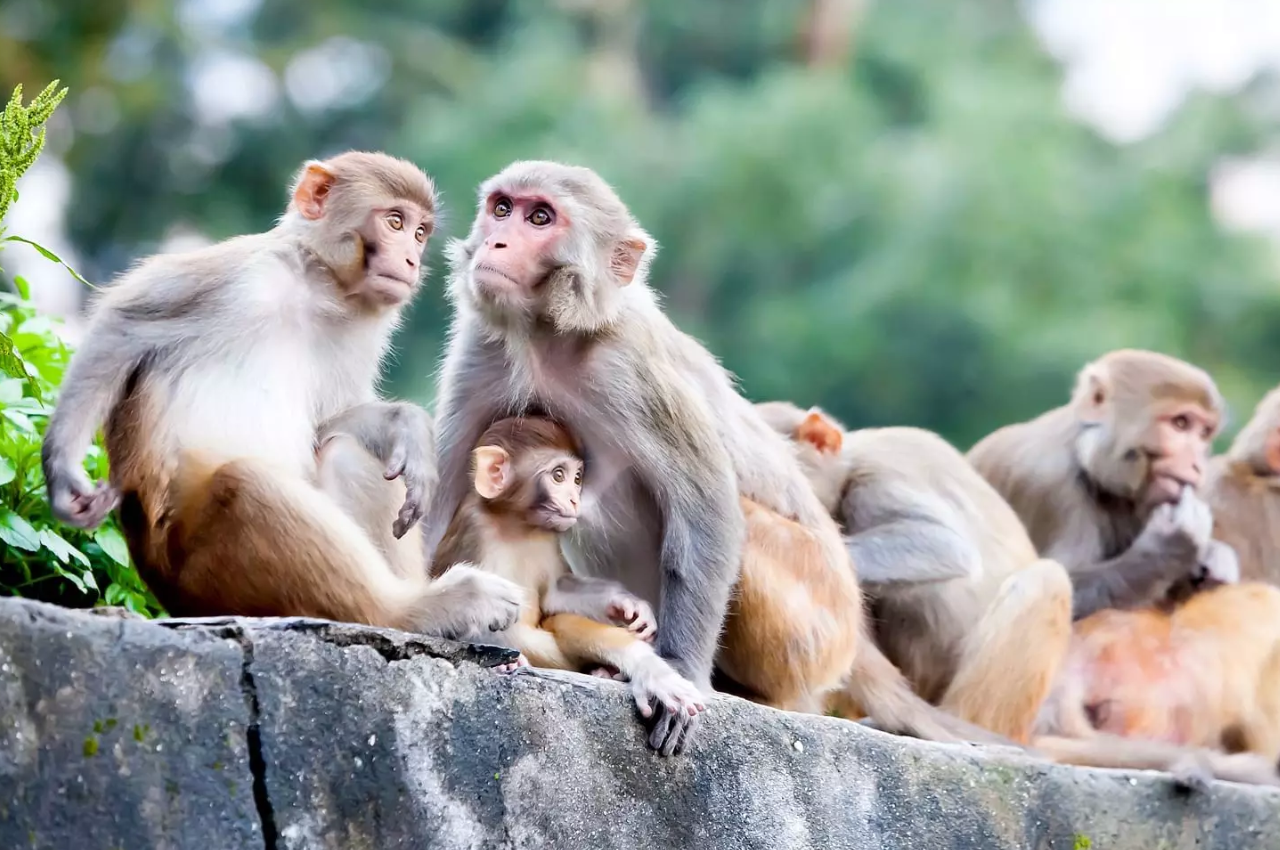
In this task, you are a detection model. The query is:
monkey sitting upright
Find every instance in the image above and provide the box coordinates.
[40,150,522,639]
[432,416,706,724]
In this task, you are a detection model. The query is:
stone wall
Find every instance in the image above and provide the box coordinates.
[0,597,1276,849]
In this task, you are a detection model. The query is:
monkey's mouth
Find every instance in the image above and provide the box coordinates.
[473,264,523,288]
[1146,474,1194,506]
[535,509,578,533]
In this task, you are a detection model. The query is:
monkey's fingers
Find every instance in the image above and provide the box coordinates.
[647,706,698,757]
[383,443,409,480]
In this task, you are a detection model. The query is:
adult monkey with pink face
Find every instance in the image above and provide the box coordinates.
[969,350,1239,620]
[421,161,996,755]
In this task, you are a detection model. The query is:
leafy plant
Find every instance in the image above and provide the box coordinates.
[0,80,163,616]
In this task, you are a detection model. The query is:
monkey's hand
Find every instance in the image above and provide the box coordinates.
[423,566,523,639]
[1134,488,1212,578]
[1194,539,1240,587]
[382,420,435,540]
[631,657,706,757]
[606,592,657,643]
[46,462,120,530]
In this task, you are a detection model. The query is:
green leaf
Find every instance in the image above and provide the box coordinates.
[94,525,131,567]
[0,507,40,550]
[0,456,14,487]
[0,331,26,380]
[12,276,29,300]
[81,570,98,591]
[0,377,23,403]
[3,236,93,288]
[2,408,35,432]
[39,528,90,566]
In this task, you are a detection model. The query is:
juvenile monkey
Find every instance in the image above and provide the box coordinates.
[419,159,996,755]
[767,402,1280,787]
[756,401,1073,744]
[968,350,1239,620]
[432,416,706,722]
[1205,386,1280,586]
[41,151,522,639]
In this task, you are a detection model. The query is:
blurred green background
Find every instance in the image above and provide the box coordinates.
[4,0,1280,449]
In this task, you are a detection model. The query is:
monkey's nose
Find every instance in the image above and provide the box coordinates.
[490,240,507,250]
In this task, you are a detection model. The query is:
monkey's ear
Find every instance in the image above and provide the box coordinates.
[293,162,337,221]
[609,238,648,286]
[1075,368,1111,425]
[472,446,513,499]
[796,409,843,455]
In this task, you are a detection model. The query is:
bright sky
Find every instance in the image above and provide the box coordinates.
[10,0,1280,321]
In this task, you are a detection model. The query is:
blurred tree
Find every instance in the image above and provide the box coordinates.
[1,0,1278,451]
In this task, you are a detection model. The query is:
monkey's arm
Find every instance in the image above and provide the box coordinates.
[317,401,437,537]
[845,517,981,587]
[418,336,505,565]
[631,385,742,692]
[1062,495,1207,620]
[542,575,657,641]
[42,274,208,528]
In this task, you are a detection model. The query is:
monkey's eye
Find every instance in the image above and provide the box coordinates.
[528,206,554,227]
[552,467,566,484]
[1171,414,1191,432]
[386,212,404,231]
[493,197,513,218]
[574,469,582,486]
[415,224,428,243]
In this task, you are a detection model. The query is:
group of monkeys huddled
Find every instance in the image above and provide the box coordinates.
[37,150,1280,788]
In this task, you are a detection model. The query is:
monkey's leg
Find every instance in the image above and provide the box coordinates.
[939,559,1074,743]
[717,498,863,713]
[1237,645,1280,760]
[315,433,424,579]
[170,457,516,638]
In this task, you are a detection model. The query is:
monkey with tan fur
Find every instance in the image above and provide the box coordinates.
[41,151,522,639]
[766,400,1280,788]
[419,159,1001,755]
[1205,386,1280,586]
[432,416,706,723]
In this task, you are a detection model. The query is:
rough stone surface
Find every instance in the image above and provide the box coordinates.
[0,598,1278,849]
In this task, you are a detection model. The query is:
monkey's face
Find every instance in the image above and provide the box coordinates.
[355,203,433,306]
[526,452,584,533]
[1078,394,1219,511]
[463,189,569,313]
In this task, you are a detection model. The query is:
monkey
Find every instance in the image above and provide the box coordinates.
[967,349,1239,621]
[430,416,707,722]
[765,401,1280,787]
[40,150,523,640]
[755,400,1073,744]
[1204,386,1280,586]
[1031,580,1280,788]
[417,159,1005,756]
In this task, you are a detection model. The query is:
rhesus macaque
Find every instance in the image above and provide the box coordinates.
[1034,581,1280,788]
[968,349,1239,621]
[768,402,1280,787]
[419,159,996,756]
[41,151,522,639]
[1205,387,1280,586]
[431,416,706,721]
[755,401,1073,744]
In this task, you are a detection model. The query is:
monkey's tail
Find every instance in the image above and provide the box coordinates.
[841,634,1018,748]
[1031,734,1280,788]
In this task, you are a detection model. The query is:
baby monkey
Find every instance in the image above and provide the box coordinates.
[433,416,706,724]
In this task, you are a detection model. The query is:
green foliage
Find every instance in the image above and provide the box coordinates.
[0,80,162,617]
[0,80,66,224]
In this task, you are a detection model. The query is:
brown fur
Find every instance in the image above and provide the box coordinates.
[759,400,1073,743]
[968,349,1229,621]
[433,416,705,719]
[44,151,523,640]
[1206,387,1280,586]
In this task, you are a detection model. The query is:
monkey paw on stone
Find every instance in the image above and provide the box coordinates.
[429,566,523,639]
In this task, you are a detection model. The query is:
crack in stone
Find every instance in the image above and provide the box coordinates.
[233,629,279,850]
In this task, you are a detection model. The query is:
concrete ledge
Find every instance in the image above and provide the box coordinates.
[0,597,1276,849]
